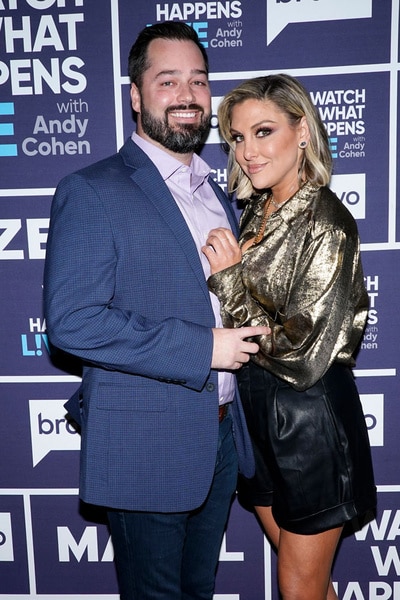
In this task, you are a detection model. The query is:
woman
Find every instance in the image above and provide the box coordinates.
[202,74,376,600]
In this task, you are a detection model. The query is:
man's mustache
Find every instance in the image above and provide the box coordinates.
[166,104,204,113]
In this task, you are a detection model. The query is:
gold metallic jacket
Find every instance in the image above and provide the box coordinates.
[208,182,368,391]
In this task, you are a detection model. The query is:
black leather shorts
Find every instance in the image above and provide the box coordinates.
[237,362,377,535]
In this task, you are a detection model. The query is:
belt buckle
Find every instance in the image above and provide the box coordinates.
[218,404,228,423]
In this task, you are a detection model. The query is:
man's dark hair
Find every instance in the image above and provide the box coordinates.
[128,21,209,88]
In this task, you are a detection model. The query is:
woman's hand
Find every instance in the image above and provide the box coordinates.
[202,228,242,275]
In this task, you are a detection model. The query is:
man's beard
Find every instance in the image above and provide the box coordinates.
[140,104,211,153]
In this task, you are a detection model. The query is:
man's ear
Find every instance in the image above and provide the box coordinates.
[130,83,141,113]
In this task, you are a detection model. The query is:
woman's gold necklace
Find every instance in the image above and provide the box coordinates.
[253,194,273,244]
[247,192,291,249]
[249,183,307,248]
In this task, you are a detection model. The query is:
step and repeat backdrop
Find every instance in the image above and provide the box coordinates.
[1,0,399,598]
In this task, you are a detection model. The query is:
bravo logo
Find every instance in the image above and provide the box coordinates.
[329,173,365,220]
[29,399,80,467]
[360,394,384,447]
[207,95,224,145]
[0,513,14,562]
[266,0,372,46]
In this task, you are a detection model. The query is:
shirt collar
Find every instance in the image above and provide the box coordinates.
[278,181,319,223]
[251,181,319,223]
[132,132,210,190]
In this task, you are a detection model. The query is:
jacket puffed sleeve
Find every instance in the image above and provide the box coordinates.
[207,261,273,352]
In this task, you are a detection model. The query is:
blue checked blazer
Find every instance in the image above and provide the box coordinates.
[44,138,255,512]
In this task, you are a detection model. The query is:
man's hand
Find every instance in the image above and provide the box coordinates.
[211,326,270,370]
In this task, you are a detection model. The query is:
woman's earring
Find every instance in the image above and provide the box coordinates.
[299,140,307,149]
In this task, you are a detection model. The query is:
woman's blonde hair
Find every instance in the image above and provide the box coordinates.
[218,74,333,199]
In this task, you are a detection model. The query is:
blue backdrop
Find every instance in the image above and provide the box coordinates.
[1,0,399,598]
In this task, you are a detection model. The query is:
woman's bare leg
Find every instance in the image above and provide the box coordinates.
[255,506,341,600]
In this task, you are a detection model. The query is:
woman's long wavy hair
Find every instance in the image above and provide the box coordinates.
[218,74,333,199]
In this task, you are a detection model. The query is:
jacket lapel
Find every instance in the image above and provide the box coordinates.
[120,139,216,306]
[208,177,239,237]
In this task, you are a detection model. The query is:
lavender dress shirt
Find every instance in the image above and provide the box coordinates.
[132,132,234,405]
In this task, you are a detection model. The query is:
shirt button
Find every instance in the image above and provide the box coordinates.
[206,382,215,392]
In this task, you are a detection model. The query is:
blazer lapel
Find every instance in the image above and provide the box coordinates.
[120,139,214,305]
[208,177,239,237]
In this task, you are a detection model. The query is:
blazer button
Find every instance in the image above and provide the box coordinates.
[206,382,215,392]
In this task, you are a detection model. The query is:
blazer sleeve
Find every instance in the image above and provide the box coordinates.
[44,173,213,391]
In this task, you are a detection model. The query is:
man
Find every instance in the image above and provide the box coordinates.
[44,22,269,599]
